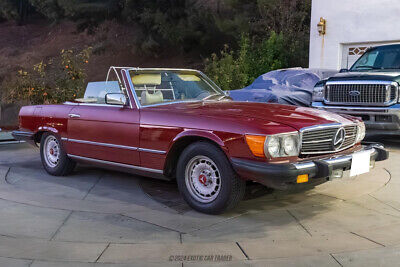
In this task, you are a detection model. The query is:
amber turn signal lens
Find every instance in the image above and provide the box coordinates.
[245,135,266,157]
[297,174,309,183]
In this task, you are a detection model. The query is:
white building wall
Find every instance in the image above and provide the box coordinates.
[309,0,400,70]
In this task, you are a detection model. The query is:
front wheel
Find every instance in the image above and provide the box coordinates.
[176,142,246,214]
[40,132,76,176]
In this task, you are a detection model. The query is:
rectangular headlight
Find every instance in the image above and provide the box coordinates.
[356,121,366,143]
[264,132,300,158]
[312,85,325,102]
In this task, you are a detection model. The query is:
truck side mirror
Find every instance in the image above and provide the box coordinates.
[105,93,128,106]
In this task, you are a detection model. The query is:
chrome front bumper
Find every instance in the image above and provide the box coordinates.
[312,102,400,135]
[231,143,388,190]
[293,143,387,178]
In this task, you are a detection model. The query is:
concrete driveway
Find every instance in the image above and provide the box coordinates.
[0,139,400,266]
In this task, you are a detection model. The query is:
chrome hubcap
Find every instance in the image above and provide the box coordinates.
[185,156,221,203]
[44,136,60,168]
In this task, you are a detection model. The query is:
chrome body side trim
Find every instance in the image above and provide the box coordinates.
[64,102,125,108]
[64,138,138,151]
[67,154,163,174]
[62,138,167,154]
[138,148,167,155]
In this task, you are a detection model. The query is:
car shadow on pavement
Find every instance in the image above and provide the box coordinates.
[0,143,354,217]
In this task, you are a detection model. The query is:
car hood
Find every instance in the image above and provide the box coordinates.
[148,101,356,131]
[330,71,400,82]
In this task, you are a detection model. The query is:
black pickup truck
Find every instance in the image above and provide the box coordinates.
[312,44,400,136]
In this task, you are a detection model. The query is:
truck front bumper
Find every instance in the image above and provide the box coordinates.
[312,102,400,136]
[231,143,388,190]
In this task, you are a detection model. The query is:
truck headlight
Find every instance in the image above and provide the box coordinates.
[312,85,325,102]
[356,122,366,143]
[265,132,300,158]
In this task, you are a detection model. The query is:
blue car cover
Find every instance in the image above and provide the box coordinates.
[228,68,337,107]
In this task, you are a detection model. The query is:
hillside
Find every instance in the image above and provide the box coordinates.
[0,19,204,128]
[0,20,202,84]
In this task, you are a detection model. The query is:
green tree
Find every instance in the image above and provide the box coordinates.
[0,0,31,23]
[205,32,293,90]
[29,0,63,21]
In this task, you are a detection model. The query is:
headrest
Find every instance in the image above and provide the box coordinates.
[141,90,163,105]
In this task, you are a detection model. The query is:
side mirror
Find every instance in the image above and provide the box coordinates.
[105,93,127,106]
[339,68,349,73]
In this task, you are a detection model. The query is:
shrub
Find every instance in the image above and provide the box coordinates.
[205,32,289,90]
[2,47,92,105]
[0,0,19,21]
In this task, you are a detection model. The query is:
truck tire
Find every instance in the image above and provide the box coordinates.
[176,141,246,214]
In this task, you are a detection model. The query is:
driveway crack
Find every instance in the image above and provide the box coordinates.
[187,211,250,234]
[350,231,385,247]
[4,167,11,184]
[95,242,110,263]
[330,253,343,267]
[287,210,312,237]
[49,210,73,241]
[368,194,400,213]
[82,173,104,200]
[121,213,185,234]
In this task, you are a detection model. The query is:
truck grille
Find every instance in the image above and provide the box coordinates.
[324,83,397,106]
[301,124,357,155]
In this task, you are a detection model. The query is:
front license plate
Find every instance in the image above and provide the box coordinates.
[350,151,371,177]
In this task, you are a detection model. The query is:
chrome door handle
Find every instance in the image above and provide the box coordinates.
[68,113,81,118]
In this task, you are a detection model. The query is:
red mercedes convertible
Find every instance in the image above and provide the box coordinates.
[13,67,388,214]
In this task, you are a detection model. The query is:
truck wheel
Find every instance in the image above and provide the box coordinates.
[176,141,246,214]
[40,132,76,176]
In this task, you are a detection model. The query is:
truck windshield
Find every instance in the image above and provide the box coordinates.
[350,45,400,71]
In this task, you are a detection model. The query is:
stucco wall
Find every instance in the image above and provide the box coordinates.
[309,0,400,70]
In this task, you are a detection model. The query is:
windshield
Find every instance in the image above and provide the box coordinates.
[129,69,228,106]
[350,45,400,71]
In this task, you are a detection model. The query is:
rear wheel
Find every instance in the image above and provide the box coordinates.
[40,132,76,176]
[176,141,246,214]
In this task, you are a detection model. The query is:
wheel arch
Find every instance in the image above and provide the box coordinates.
[163,131,228,178]
[33,126,60,144]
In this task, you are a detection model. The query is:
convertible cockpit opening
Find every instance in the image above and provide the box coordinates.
[75,81,123,104]
[129,69,227,106]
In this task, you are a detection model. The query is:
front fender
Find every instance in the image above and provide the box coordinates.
[172,129,226,150]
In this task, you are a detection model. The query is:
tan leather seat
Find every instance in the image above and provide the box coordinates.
[141,90,164,105]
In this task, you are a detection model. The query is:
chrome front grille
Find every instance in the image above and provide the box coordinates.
[301,124,357,155]
[324,82,397,106]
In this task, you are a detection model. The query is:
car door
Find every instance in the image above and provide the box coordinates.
[65,81,140,166]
